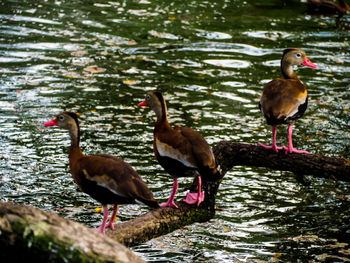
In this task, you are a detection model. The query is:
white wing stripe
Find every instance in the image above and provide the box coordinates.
[285,97,307,119]
[156,139,197,168]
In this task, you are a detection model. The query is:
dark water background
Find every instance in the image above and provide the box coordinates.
[0,0,350,262]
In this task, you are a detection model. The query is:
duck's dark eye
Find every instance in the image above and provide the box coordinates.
[58,115,65,121]
[146,95,151,100]
[296,53,301,58]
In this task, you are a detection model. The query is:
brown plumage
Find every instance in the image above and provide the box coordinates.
[44,112,159,234]
[306,0,350,15]
[138,91,220,208]
[259,48,317,154]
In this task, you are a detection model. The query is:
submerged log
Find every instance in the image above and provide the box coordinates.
[1,141,349,261]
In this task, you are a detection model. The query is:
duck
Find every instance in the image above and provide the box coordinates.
[138,91,220,208]
[258,48,317,154]
[306,0,349,15]
[44,112,159,234]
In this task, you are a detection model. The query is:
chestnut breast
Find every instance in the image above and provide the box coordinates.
[260,78,308,124]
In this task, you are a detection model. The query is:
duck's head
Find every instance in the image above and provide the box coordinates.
[44,112,79,131]
[282,48,317,69]
[138,91,167,120]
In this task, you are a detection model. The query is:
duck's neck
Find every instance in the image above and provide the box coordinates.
[281,61,299,80]
[68,122,83,158]
[154,99,170,128]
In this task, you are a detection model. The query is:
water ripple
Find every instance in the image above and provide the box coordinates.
[0,1,349,262]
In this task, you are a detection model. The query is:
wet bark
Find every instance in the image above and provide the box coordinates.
[108,202,214,246]
[1,141,349,260]
[0,202,145,263]
[213,141,350,182]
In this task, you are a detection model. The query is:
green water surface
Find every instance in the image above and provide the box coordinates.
[0,0,349,262]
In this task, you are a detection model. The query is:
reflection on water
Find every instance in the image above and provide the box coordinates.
[0,0,349,262]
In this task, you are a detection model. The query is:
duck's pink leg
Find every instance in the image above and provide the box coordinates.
[160,178,179,208]
[96,206,109,235]
[284,124,310,154]
[106,204,119,230]
[259,126,285,152]
[183,176,205,206]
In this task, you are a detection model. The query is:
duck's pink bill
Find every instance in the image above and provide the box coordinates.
[138,100,147,107]
[301,57,317,69]
[44,119,57,126]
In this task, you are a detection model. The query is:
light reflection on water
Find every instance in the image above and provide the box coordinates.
[0,0,350,262]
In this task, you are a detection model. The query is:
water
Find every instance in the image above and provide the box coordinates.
[0,0,350,262]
